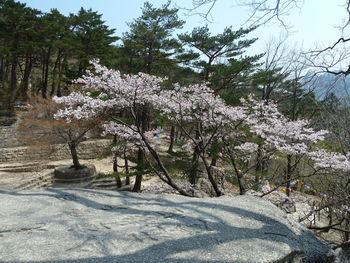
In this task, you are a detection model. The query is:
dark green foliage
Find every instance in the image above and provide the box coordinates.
[0,0,117,118]
[179,25,262,94]
[276,80,319,120]
[69,8,118,76]
[117,1,189,78]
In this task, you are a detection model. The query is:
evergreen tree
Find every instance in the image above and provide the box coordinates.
[70,8,118,76]
[179,25,262,182]
[116,1,191,191]
[178,25,262,92]
[0,0,118,121]
[120,1,185,75]
[0,0,41,119]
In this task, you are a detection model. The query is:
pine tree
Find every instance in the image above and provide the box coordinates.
[120,1,185,75]
[70,8,118,76]
[179,25,262,92]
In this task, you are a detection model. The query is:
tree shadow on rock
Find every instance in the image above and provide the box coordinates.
[0,188,331,263]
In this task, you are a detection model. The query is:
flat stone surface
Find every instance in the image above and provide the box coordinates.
[0,189,330,263]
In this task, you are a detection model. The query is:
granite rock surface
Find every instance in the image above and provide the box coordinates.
[0,189,331,263]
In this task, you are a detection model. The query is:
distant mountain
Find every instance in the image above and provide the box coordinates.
[302,72,350,104]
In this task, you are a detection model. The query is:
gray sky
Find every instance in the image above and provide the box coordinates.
[18,0,346,55]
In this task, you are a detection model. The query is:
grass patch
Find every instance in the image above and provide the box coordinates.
[96,172,129,179]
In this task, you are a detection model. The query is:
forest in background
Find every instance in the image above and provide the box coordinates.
[1,0,339,120]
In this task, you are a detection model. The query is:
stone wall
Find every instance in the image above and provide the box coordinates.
[0,119,24,148]
[0,114,66,148]
[0,114,104,149]
[0,95,15,125]
[0,139,111,163]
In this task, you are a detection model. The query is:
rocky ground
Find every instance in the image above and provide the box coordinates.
[0,189,332,263]
[0,157,345,245]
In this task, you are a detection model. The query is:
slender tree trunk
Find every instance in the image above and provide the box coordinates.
[225,145,246,195]
[167,125,175,153]
[68,142,82,169]
[21,56,32,100]
[237,174,246,195]
[328,206,333,226]
[133,105,150,192]
[133,149,143,192]
[56,55,65,97]
[124,151,130,185]
[113,135,122,188]
[7,54,17,117]
[50,51,61,97]
[0,59,13,121]
[204,58,213,81]
[233,163,246,195]
[286,155,292,196]
[200,154,223,196]
[255,144,267,183]
[113,156,122,188]
[41,50,51,98]
[139,132,192,197]
[189,128,200,185]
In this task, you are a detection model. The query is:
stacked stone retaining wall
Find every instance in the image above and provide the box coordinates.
[0,139,111,163]
[0,115,68,148]
[0,120,23,148]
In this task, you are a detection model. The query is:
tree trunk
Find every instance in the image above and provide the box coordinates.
[50,51,61,97]
[56,55,65,97]
[41,50,50,98]
[167,125,175,153]
[189,128,200,185]
[133,105,150,192]
[255,144,267,183]
[237,174,246,195]
[226,147,246,195]
[232,160,246,195]
[21,56,32,100]
[139,132,193,197]
[124,147,130,185]
[124,153,130,185]
[133,174,142,192]
[0,60,14,121]
[286,154,292,196]
[200,154,223,197]
[68,143,82,169]
[7,55,17,117]
[113,156,122,188]
[133,149,143,192]
[112,135,122,188]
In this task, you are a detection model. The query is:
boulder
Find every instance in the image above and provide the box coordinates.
[279,197,297,213]
[0,189,331,263]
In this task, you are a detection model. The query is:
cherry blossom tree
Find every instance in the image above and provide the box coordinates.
[157,83,247,196]
[54,60,350,198]
[54,60,196,196]
[19,95,99,170]
[237,96,350,196]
